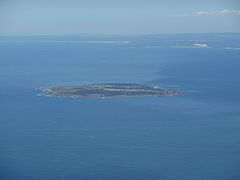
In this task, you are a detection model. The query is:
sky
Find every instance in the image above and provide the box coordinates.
[0,0,240,35]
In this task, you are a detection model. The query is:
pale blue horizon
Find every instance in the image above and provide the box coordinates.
[0,0,240,35]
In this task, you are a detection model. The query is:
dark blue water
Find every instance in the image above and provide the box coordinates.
[0,41,240,180]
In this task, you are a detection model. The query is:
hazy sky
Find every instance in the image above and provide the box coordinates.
[0,0,240,35]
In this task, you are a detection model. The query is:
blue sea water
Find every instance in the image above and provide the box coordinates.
[0,39,240,180]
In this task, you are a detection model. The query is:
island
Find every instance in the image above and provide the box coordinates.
[40,83,180,98]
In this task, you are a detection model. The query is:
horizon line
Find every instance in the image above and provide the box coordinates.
[0,32,240,37]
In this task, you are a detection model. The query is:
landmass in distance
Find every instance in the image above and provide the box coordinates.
[39,83,180,98]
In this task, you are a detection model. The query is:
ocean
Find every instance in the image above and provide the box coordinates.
[0,35,240,180]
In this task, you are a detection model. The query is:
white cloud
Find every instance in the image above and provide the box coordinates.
[220,9,240,15]
[192,43,208,48]
[196,11,210,15]
[221,9,232,14]
[195,9,240,16]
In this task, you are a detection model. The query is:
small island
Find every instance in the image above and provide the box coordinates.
[40,83,180,98]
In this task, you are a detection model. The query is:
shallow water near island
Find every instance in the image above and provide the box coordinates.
[0,40,240,180]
